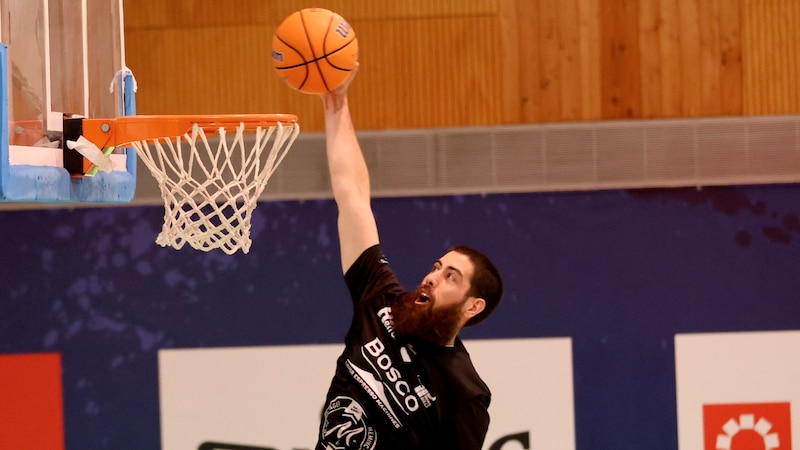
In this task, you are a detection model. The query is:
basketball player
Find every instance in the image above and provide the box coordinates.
[315,66,504,450]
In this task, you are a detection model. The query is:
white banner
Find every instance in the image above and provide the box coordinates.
[159,338,575,450]
[675,330,800,450]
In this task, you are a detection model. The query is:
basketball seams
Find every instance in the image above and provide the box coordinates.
[299,9,321,61]
[305,10,333,92]
[273,34,310,88]
[298,10,319,91]
[320,16,355,74]
[273,34,309,67]
[323,42,358,71]
[274,44,354,69]
[272,8,358,94]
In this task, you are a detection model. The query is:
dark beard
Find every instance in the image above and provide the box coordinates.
[391,288,463,345]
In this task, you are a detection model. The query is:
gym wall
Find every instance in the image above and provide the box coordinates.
[123,0,800,130]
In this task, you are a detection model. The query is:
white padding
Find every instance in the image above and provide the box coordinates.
[9,145,63,167]
[9,144,127,171]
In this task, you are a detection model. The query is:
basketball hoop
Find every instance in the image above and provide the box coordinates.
[75,114,300,255]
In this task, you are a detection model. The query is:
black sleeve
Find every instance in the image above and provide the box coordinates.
[447,395,490,450]
[344,244,404,306]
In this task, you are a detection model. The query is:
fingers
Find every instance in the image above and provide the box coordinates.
[340,62,359,90]
[321,62,359,103]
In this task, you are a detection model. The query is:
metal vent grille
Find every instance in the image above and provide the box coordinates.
[2,115,798,211]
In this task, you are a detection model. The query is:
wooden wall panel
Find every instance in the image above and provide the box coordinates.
[499,0,522,123]
[742,0,800,115]
[636,0,744,118]
[697,0,722,116]
[655,0,683,117]
[601,0,642,119]
[123,0,797,131]
[121,0,169,28]
[538,0,566,121]
[677,0,703,117]
[718,0,743,116]
[514,1,543,123]
[557,1,582,121]
[269,0,498,20]
[124,0,503,130]
[352,16,502,129]
[512,0,603,123]
[334,1,501,129]
[124,25,277,114]
[578,0,603,121]
[638,0,663,117]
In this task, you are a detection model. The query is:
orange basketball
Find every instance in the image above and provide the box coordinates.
[272,8,358,94]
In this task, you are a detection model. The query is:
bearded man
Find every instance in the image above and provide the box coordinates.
[314,65,504,450]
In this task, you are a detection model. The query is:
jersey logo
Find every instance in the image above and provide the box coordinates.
[360,338,436,413]
[320,396,377,450]
[347,359,403,429]
[414,384,437,408]
[376,306,396,338]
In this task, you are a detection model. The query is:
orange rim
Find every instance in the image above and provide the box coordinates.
[81,114,299,148]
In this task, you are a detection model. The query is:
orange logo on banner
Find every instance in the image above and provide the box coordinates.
[703,403,792,450]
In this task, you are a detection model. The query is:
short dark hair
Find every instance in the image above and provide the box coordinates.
[449,245,504,327]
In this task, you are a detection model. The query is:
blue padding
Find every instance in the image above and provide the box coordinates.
[0,46,138,204]
[0,42,13,201]
[121,70,137,185]
[72,170,136,202]
[5,165,70,201]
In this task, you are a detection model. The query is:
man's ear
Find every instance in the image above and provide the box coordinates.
[464,297,486,321]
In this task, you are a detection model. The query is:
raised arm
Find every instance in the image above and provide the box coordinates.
[321,69,379,274]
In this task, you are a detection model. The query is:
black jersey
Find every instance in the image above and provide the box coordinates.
[316,245,491,450]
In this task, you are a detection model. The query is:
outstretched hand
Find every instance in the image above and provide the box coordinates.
[321,63,359,112]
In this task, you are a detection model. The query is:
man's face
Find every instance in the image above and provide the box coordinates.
[392,251,476,345]
[419,250,475,312]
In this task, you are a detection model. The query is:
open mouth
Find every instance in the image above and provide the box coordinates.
[416,291,430,304]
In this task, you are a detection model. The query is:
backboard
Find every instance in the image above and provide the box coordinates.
[0,0,135,203]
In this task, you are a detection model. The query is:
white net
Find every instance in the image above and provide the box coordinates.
[132,121,300,255]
